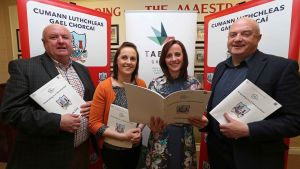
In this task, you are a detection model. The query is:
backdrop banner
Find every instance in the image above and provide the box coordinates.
[125,10,197,85]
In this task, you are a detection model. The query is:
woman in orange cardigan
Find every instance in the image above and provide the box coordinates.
[89,42,146,169]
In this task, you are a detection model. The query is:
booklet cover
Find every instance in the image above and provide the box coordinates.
[124,83,211,124]
[210,79,282,124]
[30,74,85,115]
[104,104,137,148]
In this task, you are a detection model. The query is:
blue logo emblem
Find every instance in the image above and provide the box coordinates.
[71,31,88,63]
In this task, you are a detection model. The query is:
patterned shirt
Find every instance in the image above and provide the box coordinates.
[145,75,201,169]
[53,59,89,147]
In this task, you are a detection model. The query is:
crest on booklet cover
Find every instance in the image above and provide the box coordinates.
[115,123,125,133]
[176,105,190,113]
[56,95,72,109]
[231,102,250,118]
[71,31,88,63]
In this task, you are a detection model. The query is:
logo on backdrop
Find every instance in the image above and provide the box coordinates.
[148,22,174,46]
[71,31,88,63]
[146,22,175,66]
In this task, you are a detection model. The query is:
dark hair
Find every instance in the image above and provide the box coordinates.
[112,41,139,82]
[159,39,188,81]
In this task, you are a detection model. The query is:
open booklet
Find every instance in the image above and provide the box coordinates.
[30,74,85,115]
[104,104,137,148]
[210,79,282,124]
[124,83,211,124]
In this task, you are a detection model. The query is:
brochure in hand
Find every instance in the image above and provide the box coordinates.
[210,79,282,124]
[104,104,137,148]
[124,83,211,124]
[30,74,85,115]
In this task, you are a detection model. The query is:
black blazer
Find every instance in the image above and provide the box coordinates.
[0,53,95,169]
[205,50,300,169]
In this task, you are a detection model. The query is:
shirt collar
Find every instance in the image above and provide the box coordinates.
[51,57,73,70]
[225,51,255,68]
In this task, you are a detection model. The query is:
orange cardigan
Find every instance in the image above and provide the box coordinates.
[89,77,146,148]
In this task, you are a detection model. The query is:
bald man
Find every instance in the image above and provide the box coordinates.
[201,18,300,169]
[0,24,95,169]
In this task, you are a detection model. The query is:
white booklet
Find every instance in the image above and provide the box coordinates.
[210,79,282,124]
[124,83,211,124]
[104,104,137,148]
[30,74,85,115]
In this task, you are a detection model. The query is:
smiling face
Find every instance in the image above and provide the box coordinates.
[165,43,184,79]
[42,24,73,65]
[227,18,261,64]
[117,47,138,78]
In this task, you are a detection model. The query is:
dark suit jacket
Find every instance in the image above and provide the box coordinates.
[205,50,300,169]
[0,53,95,169]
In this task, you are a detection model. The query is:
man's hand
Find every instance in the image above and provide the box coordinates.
[188,115,208,129]
[60,114,81,133]
[219,113,250,139]
[80,101,92,118]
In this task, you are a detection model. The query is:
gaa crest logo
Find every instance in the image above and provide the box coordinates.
[71,31,88,63]
[56,95,72,110]
[231,102,250,118]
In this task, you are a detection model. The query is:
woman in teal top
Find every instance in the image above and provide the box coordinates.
[145,40,207,169]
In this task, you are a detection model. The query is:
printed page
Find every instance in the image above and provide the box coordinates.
[30,74,85,115]
[164,90,211,124]
[104,104,137,148]
[210,79,282,124]
[124,83,164,124]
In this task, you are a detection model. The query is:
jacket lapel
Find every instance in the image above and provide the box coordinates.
[246,50,267,83]
[211,63,227,91]
[40,53,59,79]
[207,62,226,111]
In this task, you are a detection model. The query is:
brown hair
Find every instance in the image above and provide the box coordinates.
[159,39,189,81]
[112,41,139,82]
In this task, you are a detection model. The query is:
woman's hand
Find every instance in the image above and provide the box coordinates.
[149,116,166,134]
[123,128,142,144]
[188,115,208,129]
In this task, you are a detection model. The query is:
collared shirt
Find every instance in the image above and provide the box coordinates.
[211,57,249,109]
[53,60,85,97]
[52,59,89,147]
[209,54,253,153]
